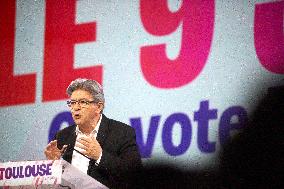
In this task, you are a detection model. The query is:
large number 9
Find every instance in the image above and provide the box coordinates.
[140,0,215,88]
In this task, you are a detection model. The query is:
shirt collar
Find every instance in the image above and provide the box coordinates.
[75,114,102,136]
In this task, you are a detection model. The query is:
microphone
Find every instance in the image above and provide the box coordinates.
[60,144,70,158]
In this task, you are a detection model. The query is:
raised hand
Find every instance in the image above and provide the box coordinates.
[44,140,67,160]
[75,136,102,160]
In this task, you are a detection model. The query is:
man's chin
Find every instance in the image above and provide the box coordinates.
[74,120,81,125]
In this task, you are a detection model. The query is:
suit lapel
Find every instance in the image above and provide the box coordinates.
[62,126,76,163]
[96,114,110,148]
[66,126,77,147]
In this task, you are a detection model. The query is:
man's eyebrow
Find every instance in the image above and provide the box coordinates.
[70,98,90,101]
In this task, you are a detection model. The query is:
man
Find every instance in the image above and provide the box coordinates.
[44,78,142,188]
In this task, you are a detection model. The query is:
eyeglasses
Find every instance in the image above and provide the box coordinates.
[66,99,96,108]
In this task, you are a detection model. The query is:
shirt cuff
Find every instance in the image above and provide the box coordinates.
[96,151,103,165]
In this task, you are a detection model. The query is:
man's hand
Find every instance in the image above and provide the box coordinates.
[44,140,67,160]
[75,136,102,160]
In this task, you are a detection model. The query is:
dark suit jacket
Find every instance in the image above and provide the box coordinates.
[55,114,142,188]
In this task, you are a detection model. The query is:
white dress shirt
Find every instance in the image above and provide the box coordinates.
[71,114,102,174]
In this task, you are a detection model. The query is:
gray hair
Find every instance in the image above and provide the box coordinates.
[66,78,105,103]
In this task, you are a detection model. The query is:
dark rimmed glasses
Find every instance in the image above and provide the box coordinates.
[67,99,96,108]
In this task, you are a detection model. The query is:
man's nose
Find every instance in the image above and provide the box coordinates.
[73,102,81,110]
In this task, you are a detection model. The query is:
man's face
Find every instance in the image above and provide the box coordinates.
[69,89,102,127]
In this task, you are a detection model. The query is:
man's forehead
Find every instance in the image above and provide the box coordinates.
[71,89,93,98]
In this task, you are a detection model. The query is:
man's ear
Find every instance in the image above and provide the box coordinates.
[97,102,104,113]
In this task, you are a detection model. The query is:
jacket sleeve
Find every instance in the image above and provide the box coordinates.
[88,126,142,187]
